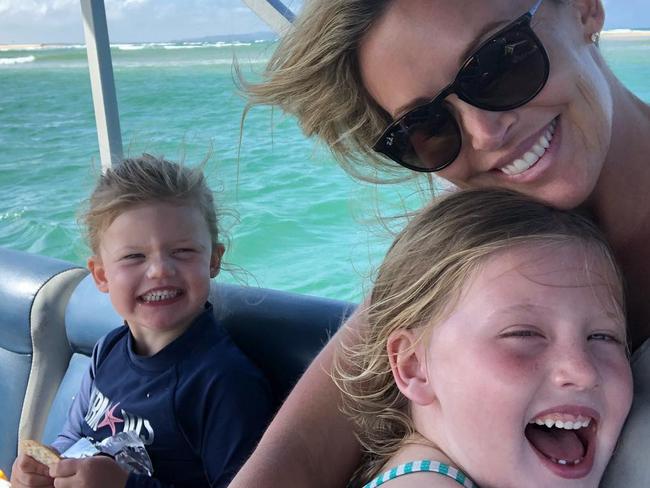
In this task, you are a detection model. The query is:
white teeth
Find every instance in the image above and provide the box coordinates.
[501,119,557,176]
[523,151,538,165]
[529,415,592,430]
[141,289,180,302]
[540,135,550,148]
[551,457,584,466]
[532,144,545,157]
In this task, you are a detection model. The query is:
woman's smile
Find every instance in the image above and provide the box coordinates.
[499,117,557,176]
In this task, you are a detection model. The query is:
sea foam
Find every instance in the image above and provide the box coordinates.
[0,56,35,65]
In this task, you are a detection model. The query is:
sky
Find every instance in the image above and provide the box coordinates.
[0,0,647,44]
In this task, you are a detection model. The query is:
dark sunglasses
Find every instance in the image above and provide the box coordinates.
[373,0,549,172]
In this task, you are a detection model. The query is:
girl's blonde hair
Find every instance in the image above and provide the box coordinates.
[83,154,220,255]
[334,188,625,483]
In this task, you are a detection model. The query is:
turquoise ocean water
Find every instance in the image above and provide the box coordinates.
[1,37,649,302]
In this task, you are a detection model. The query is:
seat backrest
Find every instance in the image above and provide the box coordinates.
[212,283,355,405]
[0,247,86,474]
[1,246,355,474]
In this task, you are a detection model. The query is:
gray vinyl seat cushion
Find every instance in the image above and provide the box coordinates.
[1,246,354,474]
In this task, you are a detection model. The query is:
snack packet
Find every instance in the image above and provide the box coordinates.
[61,431,153,476]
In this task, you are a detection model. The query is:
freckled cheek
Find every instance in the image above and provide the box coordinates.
[475,347,541,382]
[604,359,633,408]
[438,349,538,415]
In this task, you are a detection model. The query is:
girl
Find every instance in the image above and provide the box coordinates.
[334,189,632,487]
[231,0,650,486]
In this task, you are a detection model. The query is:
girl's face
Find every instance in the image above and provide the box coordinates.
[418,243,632,487]
[359,0,612,209]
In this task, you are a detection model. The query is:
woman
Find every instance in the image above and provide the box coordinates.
[230,0,650,486]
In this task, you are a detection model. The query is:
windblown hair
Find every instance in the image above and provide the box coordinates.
[240,0,394,181]
[333,188,625,484]
[83,154,220,254]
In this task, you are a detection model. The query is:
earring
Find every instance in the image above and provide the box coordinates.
[590,32,600,45]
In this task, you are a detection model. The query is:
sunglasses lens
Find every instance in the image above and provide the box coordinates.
[374,22,549,172]
[379,106,461,172]
[458,23,548,109]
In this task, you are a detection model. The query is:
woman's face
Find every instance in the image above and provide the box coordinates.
[359,0,612,209]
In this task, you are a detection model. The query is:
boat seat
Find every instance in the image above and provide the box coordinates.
[0,247,86,475]
[0,246,354,475]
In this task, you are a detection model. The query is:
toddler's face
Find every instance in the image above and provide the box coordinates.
[419,243,631,487]
[89,201,221,354]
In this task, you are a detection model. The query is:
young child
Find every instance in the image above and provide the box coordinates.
[334,188,633,488]
[11,155,272,488]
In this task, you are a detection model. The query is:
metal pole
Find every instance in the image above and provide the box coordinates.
[80,0,123,171]
[241,0,294,35]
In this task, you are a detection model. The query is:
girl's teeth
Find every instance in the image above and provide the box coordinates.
[142,289,180,302]
[553,457,583,466]
[532,415,591,430]
[501,119,556,176]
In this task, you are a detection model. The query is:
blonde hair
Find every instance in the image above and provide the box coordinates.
[241,0,394,181]
[334,188,625,483]
[83,154,220,255]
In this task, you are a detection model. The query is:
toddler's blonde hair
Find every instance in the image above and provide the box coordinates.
[83,154,220,255]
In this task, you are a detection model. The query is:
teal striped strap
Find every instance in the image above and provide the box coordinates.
[362,460,477,488]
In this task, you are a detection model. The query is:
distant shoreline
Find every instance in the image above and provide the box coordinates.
[1,29,649,51]
[0,43,44,51]
[601,29,650,40]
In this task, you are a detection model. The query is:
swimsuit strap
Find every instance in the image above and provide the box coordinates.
[362,460,478,488]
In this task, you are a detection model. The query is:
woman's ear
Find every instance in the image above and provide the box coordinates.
[387,329,436,406]
[570,0,605,41]
[210,243,226,278]
[88,256,109,293]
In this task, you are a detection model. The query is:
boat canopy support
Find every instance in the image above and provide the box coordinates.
[80,0,123,171]
[79,0,294,170]
[241,0,294,35]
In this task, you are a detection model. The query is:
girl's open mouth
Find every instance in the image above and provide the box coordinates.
[525,413,597,479]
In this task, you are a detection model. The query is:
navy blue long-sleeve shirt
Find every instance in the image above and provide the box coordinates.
[52,303,272,487]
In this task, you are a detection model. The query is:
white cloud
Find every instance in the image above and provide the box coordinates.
[0,0,277,43]
[0,0,75,16]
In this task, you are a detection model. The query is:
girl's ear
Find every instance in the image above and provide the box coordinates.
[570,0,605,41]
[88,256,109,293]
[210,243,226,278]
[387,329,436,406]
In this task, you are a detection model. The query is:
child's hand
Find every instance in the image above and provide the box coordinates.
[10,452,54,487]
[49,457,129,488]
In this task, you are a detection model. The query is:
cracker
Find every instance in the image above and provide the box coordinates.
[19,440,60,467]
